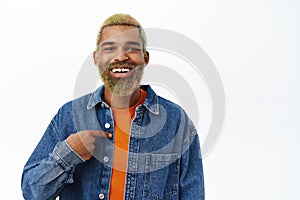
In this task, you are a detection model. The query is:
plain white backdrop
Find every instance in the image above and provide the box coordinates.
[0,0,299,199]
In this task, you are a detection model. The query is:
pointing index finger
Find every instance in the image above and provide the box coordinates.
[90,130,112,138]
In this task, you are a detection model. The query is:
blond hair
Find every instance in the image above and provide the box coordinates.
[95,14,147,52]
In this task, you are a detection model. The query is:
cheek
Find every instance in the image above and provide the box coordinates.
[97,55,113,68]
[130,54,146,64]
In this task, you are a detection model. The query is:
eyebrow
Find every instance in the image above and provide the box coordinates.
[100,41,115,47]
[126,41,142,46]
[100,41,142,48]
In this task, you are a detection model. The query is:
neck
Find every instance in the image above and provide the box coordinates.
[104,88,141,109]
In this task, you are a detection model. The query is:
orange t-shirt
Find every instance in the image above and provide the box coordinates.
[109,89,147,199]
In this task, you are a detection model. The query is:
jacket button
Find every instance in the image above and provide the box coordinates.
[104,123,110,129]
[99,193,105,199]
[103,156,109,163]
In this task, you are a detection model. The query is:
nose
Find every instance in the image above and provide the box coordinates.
[114,52,129,62]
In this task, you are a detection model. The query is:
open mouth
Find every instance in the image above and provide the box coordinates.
[109,67,133,78]
[111,67,131,73]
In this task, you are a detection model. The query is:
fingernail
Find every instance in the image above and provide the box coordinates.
[108,134,112,138]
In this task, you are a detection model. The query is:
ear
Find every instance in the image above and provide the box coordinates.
[143,50,150,65]
[93,51,98,66]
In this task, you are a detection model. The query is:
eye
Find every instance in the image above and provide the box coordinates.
[103,47,115,52]
[126,47,141,52]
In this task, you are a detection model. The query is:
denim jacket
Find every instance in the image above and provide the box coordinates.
[22,85,204,200]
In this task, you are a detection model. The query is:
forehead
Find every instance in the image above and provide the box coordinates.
[100,25,142,44]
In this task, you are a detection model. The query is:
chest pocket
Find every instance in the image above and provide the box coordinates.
[143,153,180,200]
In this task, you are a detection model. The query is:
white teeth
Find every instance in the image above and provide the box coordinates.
[112,68,130,73]
[121,68,129,72]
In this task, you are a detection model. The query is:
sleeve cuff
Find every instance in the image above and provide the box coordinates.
[64,141,86,162]
[51,141,85,172]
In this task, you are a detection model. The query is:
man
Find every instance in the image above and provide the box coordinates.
[22,14,205,200]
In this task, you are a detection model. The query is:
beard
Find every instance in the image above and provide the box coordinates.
[100,61,145,96]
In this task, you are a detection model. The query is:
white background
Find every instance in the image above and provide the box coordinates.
[0,0,299,199]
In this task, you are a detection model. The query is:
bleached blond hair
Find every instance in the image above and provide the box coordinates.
[95,14,147,52]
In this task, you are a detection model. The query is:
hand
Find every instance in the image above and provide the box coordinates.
[66,130,112,161]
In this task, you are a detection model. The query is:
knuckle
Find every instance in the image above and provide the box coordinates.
[90,137,96,143]
[88,144,95,151]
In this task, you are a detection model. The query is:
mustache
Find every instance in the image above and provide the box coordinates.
[105,61,137,70]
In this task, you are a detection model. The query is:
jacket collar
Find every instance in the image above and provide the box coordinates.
[87,85,159,115]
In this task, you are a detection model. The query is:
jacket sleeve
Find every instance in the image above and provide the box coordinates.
[179,122,205,200]
[21,117,84,200]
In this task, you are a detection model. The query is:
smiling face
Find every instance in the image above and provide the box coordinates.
[93,25,149,96]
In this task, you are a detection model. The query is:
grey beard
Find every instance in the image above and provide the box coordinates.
[100,65,144,96]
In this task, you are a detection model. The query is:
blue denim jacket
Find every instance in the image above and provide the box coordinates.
[22,85,204,200]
